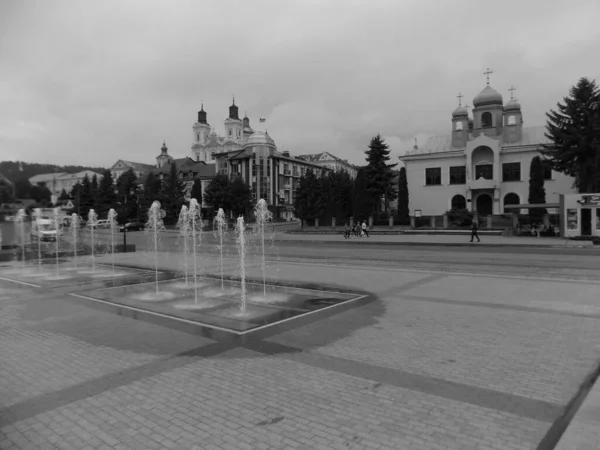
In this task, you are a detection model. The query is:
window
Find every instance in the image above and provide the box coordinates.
[451,195,466,210]
[503,193,520,213]
[481,112,492,128]
[542,161,552,180]
[475,164,493,180]
[502,162,521,182]
[228,129,232,137]
[455,122,463,131]
[507,115,516,125]
[449,166,466,185]
[425,168,442,186]
[197,133,200,141]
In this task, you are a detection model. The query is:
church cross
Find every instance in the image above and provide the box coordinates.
[509,85,516,99]
[457,93,463,106]
[483,68,493,85]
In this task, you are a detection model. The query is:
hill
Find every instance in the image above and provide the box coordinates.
[0,161,106,183]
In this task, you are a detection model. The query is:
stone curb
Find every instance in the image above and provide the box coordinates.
[275,239,596,249]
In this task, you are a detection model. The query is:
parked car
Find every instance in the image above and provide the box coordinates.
[94,219,110,229]
[32,219,60,242]
[120,221,145,232]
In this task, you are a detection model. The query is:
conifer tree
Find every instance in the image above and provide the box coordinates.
[528,156,547,222]
[159,164,186,225]
[190,178,203,204]
[95,170,116,217]
[227,176,253,218]
[79,175,94,217]
[352,168,375,221]
[542,77,600,193]
[293,169,325,225]
[204,174,230,213]
[329,170,354,223]
[364,134,398,217]
[397,166,410,224]
[115,168,138,222]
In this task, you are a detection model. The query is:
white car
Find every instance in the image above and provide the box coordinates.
[32,219,60,242]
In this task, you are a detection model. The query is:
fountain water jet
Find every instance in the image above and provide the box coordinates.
[145,201,165,295]
[214,208,227,290]
[70,213,80,268]
[254,199,273,296]
[87,209,98,272]
[235,215,247,314]
[188,199,202,304]
[52,208,61,278]
[32,208,43,271]
[107,209,118,276]
[15,209,26,267]
[176,205,190,285]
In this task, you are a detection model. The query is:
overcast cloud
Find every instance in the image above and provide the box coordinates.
[1,0,599,167]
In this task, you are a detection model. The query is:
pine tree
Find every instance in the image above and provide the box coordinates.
[329,170,354,223]
[364,134,398,217]
[79,175,94,217]
[95,169,116,217]
[528,156,547,222]
[58,189,70,200]
[352,168,375,221]
[159,164,186,225]
[293,170,325,225]
[115,168,138,222]
[30,182,52,204]
[397,166,410,224]
[204,174,230,213]
[542,77,600,193]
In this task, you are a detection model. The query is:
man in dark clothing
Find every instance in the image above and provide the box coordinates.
[470,219,480,242]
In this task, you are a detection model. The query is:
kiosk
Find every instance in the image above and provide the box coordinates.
[559,193,600,238]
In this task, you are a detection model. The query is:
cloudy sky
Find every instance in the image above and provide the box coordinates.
[2,0,599,168]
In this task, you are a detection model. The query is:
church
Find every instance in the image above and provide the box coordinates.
[190,98,255,163]
[402,73,576,217]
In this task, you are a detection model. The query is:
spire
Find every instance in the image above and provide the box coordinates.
[483,68,493,85]
[229,96,239,120]
[197,102,207,124]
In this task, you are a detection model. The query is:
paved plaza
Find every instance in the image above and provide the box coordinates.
[1,239,600,449]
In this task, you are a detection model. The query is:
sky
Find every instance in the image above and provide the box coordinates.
[1,0,600,168]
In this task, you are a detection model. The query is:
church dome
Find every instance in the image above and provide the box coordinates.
[452,106,468,117]
[473,85,503,107]
[504,98,521,111]
[244,131,275,148]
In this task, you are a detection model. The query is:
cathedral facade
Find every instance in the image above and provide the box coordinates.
[190,98,255,163]
[402,80,577,217]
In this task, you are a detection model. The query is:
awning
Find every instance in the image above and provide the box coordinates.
[504,203,560,209]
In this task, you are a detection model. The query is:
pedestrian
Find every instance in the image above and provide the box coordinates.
[362,220,369,238]
[470,219,480,243]
[343,222,350,239]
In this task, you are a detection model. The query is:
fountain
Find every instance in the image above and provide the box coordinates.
[15,209,26,267]
[70,213,80,267]
[107,209,118,276]
[87,209,98,273]
[145,201,165,295]
[254,199,273,296]
[176,205,190,285]
[188,199,202,304]
[214,208,227,290]
[235,215,247,314]
[32,208,43,271]
[52,208,61,278]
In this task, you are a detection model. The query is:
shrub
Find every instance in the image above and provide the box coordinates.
[446,208,473,226]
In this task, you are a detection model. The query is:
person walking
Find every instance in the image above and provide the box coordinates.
[343,222,350,239]
[470,218,480,242]
[362,220,369,238]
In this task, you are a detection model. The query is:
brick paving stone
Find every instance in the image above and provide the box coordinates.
[1,347,550,450]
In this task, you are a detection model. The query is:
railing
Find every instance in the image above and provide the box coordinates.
[283,169,291,175]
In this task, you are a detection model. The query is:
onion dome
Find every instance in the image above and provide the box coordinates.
[229,96,239,120]
[197,103,207,124]
[504,98,521,112]
[473,85,503,107]
[452,105,468,117]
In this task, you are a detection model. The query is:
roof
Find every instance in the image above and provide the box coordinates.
[156,157,197,174]
[473,85,503,107]
[29,173,68,184]
[405,126,550,156]
[112,160,156,171]
[296,152,352,165]
[179,162,215,178]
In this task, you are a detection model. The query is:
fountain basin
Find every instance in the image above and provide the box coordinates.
[70,276,368,342]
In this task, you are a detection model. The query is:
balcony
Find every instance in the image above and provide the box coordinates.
[468,177,496,190]
[283,169,291,175]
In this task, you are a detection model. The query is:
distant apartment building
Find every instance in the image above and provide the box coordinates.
[295,152,358,178]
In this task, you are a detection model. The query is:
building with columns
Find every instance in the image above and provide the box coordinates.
[190,98,255,163]
[401,76,576,217]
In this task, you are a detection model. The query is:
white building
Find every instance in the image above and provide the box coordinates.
[401,82,576,217]
[29,170,104,196]
[295,152,358,178]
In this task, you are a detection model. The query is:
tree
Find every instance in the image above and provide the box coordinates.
[95,169,116,217]
[14,179,33,199]
[352,168,375,220]
[364,134,398,217]
[329,170,354,223]
[115,168,138,222]
[293,169,325,225]
[91,174,99,201]
[189,178,203,204]
[30,182,52,204]
[227,176,253,218]
[0,178,15,203]
[58,189,70,201]
[203,174,230,213]
[528,156,547,222]
[542,77,600,193]
[79,175,94,217]
[159,164,186,225]
[397,166,410,224]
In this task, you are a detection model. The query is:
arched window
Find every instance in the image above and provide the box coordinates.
[503,193,520,213]
[481,112,493,128]
[455,121,463,131]
[507,115,516,125]
[451,194,466,210]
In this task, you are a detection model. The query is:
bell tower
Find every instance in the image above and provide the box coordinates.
[451,93,469,148]
[471,69,504,137]
[503,86,523,144]
[192,102,210,145]
[224,96,243,143]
